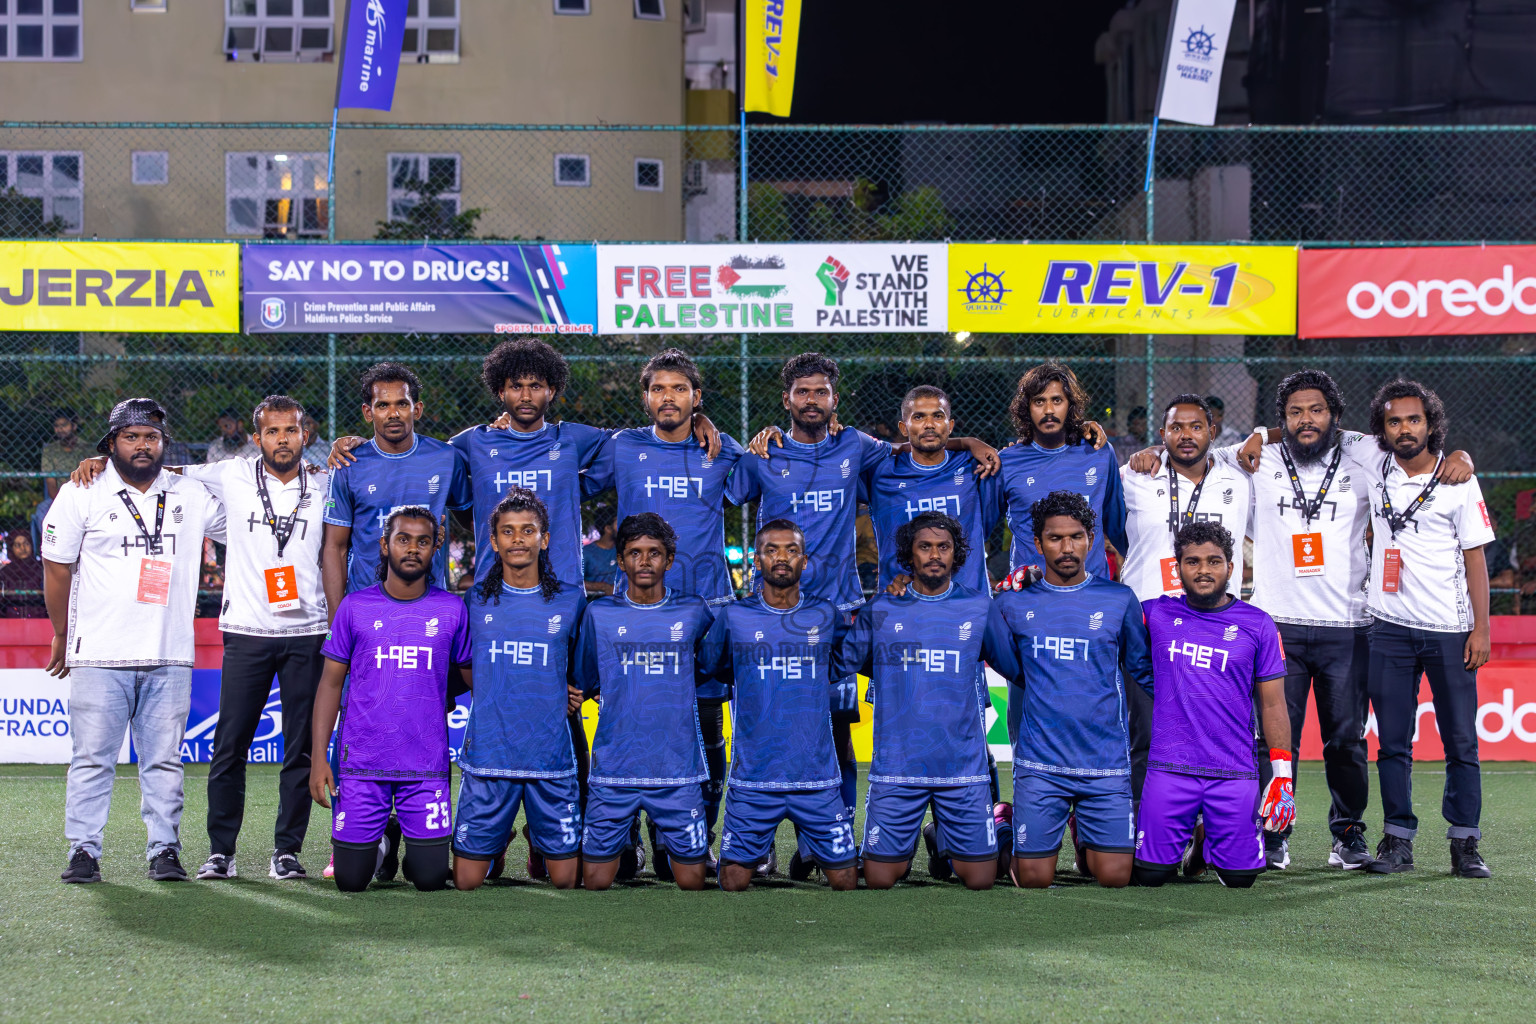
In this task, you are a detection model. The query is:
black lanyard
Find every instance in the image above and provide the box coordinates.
[1380,454,1443,538]
[1166,460,1208,533]
[1279,444,1342,527]
[117,489,165,557]
[255,463,307,560]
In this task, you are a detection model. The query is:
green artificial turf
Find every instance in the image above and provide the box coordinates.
[0,763,1532,1022]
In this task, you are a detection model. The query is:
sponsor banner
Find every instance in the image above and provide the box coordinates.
[1298,245,1536,338]
[949,243,1297,335]
[336,0,409,112]
[743,0,803,118]
[597,244,947,333]
[1155,0,1239,126]
[0,241,239,332]
[243,243,597,334]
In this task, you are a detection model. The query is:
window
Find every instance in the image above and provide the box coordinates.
[682,159,706,197]
[132,150,168,185]
[633,0,664,20]
[0,151,83,232]
[554,153,590,188]
[634,158,663,192]
[683,0,704,32]
[130,1,168,11]
[387,153,460,220]
[225,151,328,238]
[553,0,588,13]
[224,0,331,62]
[1,0,83,61]
[402,0,457,62]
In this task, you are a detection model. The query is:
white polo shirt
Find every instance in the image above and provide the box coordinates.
[41,462,225,668]
[181,457,329,638]
[1119,452,1251,601]
[1365,452,1494,633]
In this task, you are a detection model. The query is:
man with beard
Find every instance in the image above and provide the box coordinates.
[309,507,473,893]
[44,400,226,884]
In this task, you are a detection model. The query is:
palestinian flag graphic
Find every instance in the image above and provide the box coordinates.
[716,255,787,298]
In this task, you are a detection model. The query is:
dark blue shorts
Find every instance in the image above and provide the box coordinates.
[862,780,997,863]
[582,783,709,864]
[720,785,856,869]
[1013,770,1134,856]
[452,772,582,860]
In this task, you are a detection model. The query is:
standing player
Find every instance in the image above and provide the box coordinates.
[454,489,587,891]
[992,492,1154,889]
[1134,522,1294,889]
[703,520,857,892]
[308,507,473,893]
[575,513,717,891]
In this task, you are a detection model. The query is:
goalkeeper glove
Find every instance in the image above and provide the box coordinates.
[994,564,1043,593]
[1260,748,1295,833]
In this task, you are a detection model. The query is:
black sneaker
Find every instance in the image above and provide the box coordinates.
[755,846,778,878]
[787,849,815,882]
[197,853,237,880]
[1366,834,1415,874]
[268,851,306,880]
[1182,821,1208,879]
[375,815,401,882]
[1264,833,1291,870]
[1329,826,1372,870]
[614,843,640,882]
[61,848,101,884]
[147,848,188,881]
[923,821,953,882]
[653,843,674,883]
[1449,837,1491,878]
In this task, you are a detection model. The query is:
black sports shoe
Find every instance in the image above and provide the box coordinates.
[1449,837,1491,878]
[1264,833,1291,870]
[1329,826,1372,870]
[923,821,953,882]
[147,848,188,881]
[787,849,815,882]
[375,815,401,882]
[653,843,675,883]
[1182,821,1208,879]
[755,846,778,878]
[614,844,640,882]
[62,847,101,884]
[1366,834,1415,874]
[197,853,237,880]
[269,851,306,880]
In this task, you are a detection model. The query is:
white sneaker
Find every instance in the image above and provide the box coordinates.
[197,853,237,880]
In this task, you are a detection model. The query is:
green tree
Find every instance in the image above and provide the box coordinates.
[374,176,489,240]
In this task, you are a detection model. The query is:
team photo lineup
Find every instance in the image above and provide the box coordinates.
[44,338,1498,892]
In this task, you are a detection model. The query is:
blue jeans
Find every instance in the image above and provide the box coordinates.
[66,665,192,861]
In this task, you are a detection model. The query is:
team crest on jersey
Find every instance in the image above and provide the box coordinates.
[171,505,183,524]
[958,620,973,641]
[1085,467,1098,485]
[424,617,441,637]
[548,444,562,461]
[335,811,346,830]
[669,620,686,641]
[1339,476,1351,492]
[373,620,383,630]
[547,614,563,634]
[1088,611,1104,630]
[808,625,820,645]
[840,458,851,479]
[867,825,881,847]
[954,473,966,485]
[1223,624,1239,641]
[1222,488,1233,504]
[427,474,441,495]
[701,454,714,469]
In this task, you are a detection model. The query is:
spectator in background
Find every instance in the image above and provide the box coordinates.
[0,529,44,618]
[301,408,331,466]
[1483,507,1517,591]
[206,408,258,464]
[1206,395,1245,448]
[1111,406,1149,464]
[39,408,82,501]
[583,503,618,596]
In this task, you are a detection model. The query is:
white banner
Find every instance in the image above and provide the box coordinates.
[1156,0,1238,126]
[596,244,948,334]
[0,670,124,764]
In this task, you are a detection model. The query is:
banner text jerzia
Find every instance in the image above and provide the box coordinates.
[948,244,1298,335]
[0,242,239,332]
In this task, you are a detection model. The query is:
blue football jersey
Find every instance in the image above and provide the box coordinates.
[836,585,1011,787]
[322,436,472,593]
[990,575,1153,778]
[997,440,1127,577]
[574,591,716,787]
[726,428,890,611]
[459,582,587,779]
[860,449,1003,593]
[450,420,609,587]
[582,426,745,605]
[700,595,846,790]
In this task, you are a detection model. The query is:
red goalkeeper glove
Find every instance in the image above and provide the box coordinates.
[1260,748,1295,833]
[994,564,1043,593]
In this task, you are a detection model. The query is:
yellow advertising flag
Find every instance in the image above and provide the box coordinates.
[0,242,240,333]
[948,243,1298,335]
[743,0,802,117]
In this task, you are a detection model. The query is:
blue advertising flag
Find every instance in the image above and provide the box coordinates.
[335,0,409,111]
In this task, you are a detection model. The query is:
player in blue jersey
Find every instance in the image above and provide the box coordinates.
[990,491,1154,889]
[575,513,717,891]
[702,519,858,892]
[836,511,1014,890]
[453,489,588,891]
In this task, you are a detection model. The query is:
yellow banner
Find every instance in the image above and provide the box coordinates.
[0,242,240,333]
[743,0,802,117]
[949,244,1298,335]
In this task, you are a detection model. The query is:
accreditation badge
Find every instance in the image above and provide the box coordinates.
[1159,556,1182,592]
[265,563,300,612]
[1381,548,1403,593]
[1292,532,1325,577]
[136,558,173,606]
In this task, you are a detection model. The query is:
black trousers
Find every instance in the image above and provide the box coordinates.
[207,631,325,856]
[1126,680,1152,803]
[1366,619,1482,840]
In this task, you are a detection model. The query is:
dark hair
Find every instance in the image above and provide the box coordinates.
[780,352,840,391]
[616,512,677,560]
[1204,395,1225,413]
[217,407,241,421]
[754,517,805,547]
[250,394,305,432]
[476,488,562,603]
[591,502,617,533]
[1369,378,1447,455]
[1009,362,1090,444]
[359,361,422,405]
[1030,489,1097,539]
[1174,521,1234,563]
[482,338,570,401]
[640,348,701,391]
[900,384,950,418]
[1163,393,1211,424]
[894,511,969,575]
[1276,369,1345,424]
[51,407,78,424]
[375,505,440,584]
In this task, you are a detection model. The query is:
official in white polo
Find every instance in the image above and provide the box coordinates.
[43,399,225,884]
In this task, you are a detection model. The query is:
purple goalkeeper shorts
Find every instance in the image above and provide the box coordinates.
[332,778,453,845]
[1134,769,1263,872]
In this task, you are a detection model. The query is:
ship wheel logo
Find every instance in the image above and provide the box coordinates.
[1182,25,1217,58]
[959,263,1011,307]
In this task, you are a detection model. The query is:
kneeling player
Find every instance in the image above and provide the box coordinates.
[837,511,1012,890]
[309,507,473,892]
[454,490,588,890]
[991,492,1154,888]
[575,513,716,891]
[704,520,857,891]
[1134,522,1295,889]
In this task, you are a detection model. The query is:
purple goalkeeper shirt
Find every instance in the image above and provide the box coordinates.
[323,583,473,781]
[1141,595,1286,780]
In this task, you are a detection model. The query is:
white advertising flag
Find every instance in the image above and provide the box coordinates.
[1155,0,1238,126]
